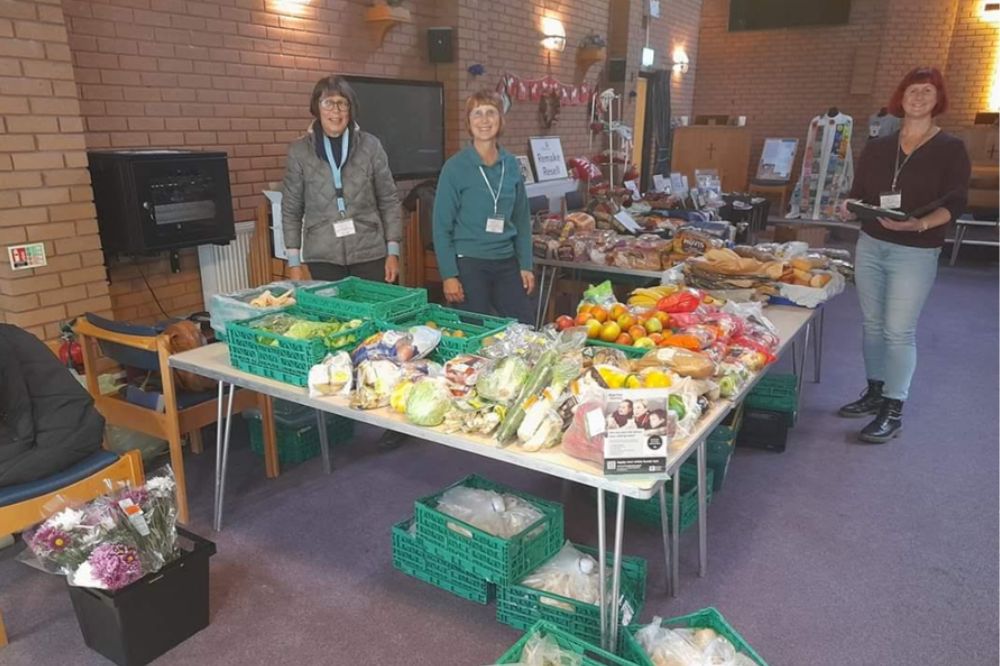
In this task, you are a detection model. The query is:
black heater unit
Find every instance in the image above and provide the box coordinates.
[88,150,236,270]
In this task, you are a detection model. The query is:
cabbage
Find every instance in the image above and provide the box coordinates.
[476,356,530,404]
[405,378,452,427]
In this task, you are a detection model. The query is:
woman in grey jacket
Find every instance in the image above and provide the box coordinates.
[282,76,401,283]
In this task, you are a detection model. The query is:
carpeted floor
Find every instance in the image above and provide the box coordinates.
[2,257,997,665]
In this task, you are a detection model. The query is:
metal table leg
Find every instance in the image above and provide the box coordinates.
[609,493,626,651]
[658,482,672,596]
[212,381,224,528]
[534,265,558,329]
[315,409,332,474]
[696,438,708,577]
[671,468,680,597]
[796,321,811,401]
[813,306,825,383]
[597,489,608,649]
[213,382,236,532]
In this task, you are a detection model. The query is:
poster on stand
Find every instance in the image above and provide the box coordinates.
[599,389,671,474]
[755,138,798,182]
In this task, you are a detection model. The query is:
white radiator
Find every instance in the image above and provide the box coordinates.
[198,220,255,304]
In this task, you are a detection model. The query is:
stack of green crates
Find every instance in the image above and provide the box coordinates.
[746,373,798,425]
[606,462,714,531]
[378,304,513,364]
[296,277,427,321]
[496,543,647,649]
[391,475,564,605]
[622,607,769,665]
[494,621,638,666]
[245,399,355,465]
[706,402,744,492]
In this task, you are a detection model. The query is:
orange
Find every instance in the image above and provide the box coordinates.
[628,325,647,341]
[616,313,636,330]
[575,311,594,326]
[584,319,603,339]
[591,306,609,323]
[616,333,633,346]
[610,303,628,319]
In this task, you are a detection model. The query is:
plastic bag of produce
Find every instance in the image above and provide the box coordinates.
[436,486,544,538]
[351,359,403,410]
[307,351,354,398]
[351,328,440,365]
[561,399,606,464]
[444,354,492,398]
[521,541,605,606]
[404,377,453,427]
[209,280,323,336]
[484,631,584,666]
[476,356,531,404]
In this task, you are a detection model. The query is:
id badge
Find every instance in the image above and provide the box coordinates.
[485,216,505,234]
[879,191,902,210]
[334,218,356,237]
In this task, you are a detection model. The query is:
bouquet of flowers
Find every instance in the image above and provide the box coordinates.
[22,466,180,591]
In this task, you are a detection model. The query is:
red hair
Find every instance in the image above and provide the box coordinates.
[887,67,948,118]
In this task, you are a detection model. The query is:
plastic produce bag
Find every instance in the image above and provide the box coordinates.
[484,631,583,666]
[404,377,453,427]
[476,355,531,404]
[444,354,492,398]
[560,399,606,464]
[308,351,354,397]
[352,359,403,410]
[521,541,604,606]
[208,280,322,335]
[435,486,544,538]
[351,328,440,365]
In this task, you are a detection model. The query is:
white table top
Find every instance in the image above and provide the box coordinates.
[534,257,668,280]
[169,306,816,500]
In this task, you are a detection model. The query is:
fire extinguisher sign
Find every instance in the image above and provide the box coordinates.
[7,242,47,270]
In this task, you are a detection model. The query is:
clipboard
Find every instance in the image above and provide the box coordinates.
[847,201,909,222]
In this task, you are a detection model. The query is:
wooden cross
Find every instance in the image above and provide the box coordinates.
[988,143,997,159]
[706,142,716,160]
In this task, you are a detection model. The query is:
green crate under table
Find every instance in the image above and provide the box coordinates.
[245,403,355,465]
[392,518,493,605]
[606,462,713,531]
[494,620,639,666]
[623,607,768,666]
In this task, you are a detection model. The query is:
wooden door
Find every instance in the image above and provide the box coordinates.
[671,126,751,192]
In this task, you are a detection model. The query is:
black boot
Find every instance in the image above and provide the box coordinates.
[858,398,903,443]
[838,380,884,418]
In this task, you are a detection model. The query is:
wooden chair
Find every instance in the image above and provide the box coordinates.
[74,315,276,524]
[0,449,145,647]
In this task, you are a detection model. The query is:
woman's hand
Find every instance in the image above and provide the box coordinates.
[521,270,536,295]
[878,216,925,232]
[287,265,307,281]
[443,277,465,303]
[836,199,858,222]
[384,255,399,283]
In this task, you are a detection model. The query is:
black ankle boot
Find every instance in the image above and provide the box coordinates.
[838,380,884,418]
[859,398,903,443]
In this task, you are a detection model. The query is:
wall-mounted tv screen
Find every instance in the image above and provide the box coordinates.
[729,0,852,31]
[344,76,445,180]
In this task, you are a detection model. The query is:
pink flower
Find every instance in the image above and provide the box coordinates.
[87,543,144,590]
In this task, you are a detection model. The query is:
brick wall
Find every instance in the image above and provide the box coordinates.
[0,0,113,340]
[693,0,999,184]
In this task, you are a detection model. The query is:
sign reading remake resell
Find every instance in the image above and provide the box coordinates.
[593,389,671,474]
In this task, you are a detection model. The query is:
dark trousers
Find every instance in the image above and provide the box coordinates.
[456,256,535,325]
[307,258,385,282]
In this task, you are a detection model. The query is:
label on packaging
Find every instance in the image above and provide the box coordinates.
[118,498,151,537]
[585,408,607,439]
[334,218,357,237]
[602,388,670,475]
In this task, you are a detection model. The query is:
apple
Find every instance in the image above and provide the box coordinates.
[628,325,647,341]
[643,317,663,334]
[616,313,636,330]
[616,333,633,346]
[577,304,594,316]
[633,336,656,349]
[648,332,664,345]
[591,306,609,323]
[599,321,622,342]
[576,311,594,326]
[653,311,670,326]
[610,303,628,320]
[555,315,575,331]
[584,319,603,339]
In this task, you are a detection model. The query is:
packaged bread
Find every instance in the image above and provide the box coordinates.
[810,273,833,288]
[566,211,596,232]
[634,347,715,379]
[672,227,724,257]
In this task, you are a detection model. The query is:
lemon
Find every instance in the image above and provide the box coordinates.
[624,374,642,390]
[643,370,672,388]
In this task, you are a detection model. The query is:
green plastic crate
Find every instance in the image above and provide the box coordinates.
[226,308,374,387]
[413,475,564,587]
[296,277,427,321]
[494,621,640,666]
[586,339,648,359]
[623,607,769,666]
[245,406,355,465]
[706,402,744,493]
[496,543,647,649]
[391,518,494,605]
[606,463,713,531]
[746,374,797,424]
[379,304,513,363]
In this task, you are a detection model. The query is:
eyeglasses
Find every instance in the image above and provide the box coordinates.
[470,107,500,121]
[320,98,351,112]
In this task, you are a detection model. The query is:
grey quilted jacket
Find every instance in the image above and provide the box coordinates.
[281,124,401,265]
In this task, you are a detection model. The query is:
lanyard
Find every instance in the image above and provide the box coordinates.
[478,161,505,216]
[323,131,350,217]
[891,127,933,191]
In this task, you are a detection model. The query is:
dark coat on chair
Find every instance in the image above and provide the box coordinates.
[0,324,104,487]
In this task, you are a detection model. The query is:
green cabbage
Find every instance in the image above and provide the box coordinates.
[476,356,530,404]
[405,379,452,427]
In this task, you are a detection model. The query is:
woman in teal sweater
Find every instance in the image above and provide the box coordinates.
[432,91,535,324]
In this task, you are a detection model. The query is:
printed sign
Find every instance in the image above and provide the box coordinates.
[756,138,798,182]
[515,155,535,184]
[529,136,569,182]
[603,389,672,474]
[8,243,47,270]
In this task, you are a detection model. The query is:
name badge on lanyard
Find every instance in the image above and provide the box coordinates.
[479,161,506,234]
[324,132,355,236]
[879,191,902,210]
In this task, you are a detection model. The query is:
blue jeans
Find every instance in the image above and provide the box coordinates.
[455,256,535,325]
[854,232,940,401]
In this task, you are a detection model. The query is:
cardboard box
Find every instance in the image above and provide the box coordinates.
[773,223,829,248]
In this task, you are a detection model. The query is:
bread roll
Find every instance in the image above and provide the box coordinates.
[810,273,832,288]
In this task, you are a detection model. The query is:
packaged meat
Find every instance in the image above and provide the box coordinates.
[444,354,492,398]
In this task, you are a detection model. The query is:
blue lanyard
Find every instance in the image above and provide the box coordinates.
[322,131,350,217]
